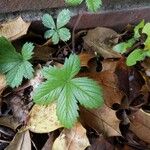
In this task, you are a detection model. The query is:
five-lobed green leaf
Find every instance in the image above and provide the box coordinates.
[33,54,103,128]
[42,9,71,44]
[0,36,34,88]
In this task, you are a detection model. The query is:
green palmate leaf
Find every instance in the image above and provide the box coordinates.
[56,83,79,128]
[86,0,102,12]
[126,49,145,66]
[72,77,103,108]
[0,36,34,88]
[142,23,150,49]
[33,54,103,128]
[58,28,71,42]
[113,38,135,54]
[65,0,83,5]
[44,29,55,39]
[134,20,145,39]
[21,42,34,60]
[42,14,55,29]
[42,9,71,44]
[63,53,80,79]
[52,32,59,44]
[57,9,71,29]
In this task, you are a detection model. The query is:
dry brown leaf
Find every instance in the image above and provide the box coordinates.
[79,51,95,67]
[34,44,56,62]
[83,27,121,59]
[0,116,21,130]
[5,130,31,150]
[129,109,150,144]
[0,17,30,40]
[52,122,90,150]
[26,103,62,133]
[80,105,121,137]
[0,74,6,94]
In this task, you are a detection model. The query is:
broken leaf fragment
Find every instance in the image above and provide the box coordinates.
[52,122,90,150]
[0,17,30,40]
[26,103,62,133]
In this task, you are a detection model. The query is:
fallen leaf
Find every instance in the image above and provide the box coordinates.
[79,51,95,67]
[80,105,121,137]
[0,116,20,130]
[87,136,114,150]
[5,130,31,150]
[26,103,62,133]
[52,122,90,150]
[0,74,6,94]
[83,27,121,59]
[0,17,30,40]
[34,44,56,62]
[129,109,150,144]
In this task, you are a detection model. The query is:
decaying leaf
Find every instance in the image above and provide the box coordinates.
[0,74,6,94]
[34,44,56,62]
[80,105,121,137]
[52,122,90,150]
[5,130,31,150]
[0,17,30,40]
[129,109,150,144]
[26,103,62,133]
[83,27,121,59]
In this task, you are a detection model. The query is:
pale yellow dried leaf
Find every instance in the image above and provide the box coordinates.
[0,74,6,94]
[0,17,30,40]
[26,103,62,133]
[52,122,90,150]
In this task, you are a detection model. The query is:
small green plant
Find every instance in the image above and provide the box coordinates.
[65,0,102,12]
[113,20,150,66]
[33,54,103,128]
[0,36,34,88]
[42,9,71,44]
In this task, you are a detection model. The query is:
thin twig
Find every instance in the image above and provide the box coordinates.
[72,13,83,53]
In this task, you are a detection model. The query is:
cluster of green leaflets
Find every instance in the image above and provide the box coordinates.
[33,54,103,128]
[113,20,150,66]
[0,8,103,128]
[0,36,34,88]
[65,0,102,12]
[42,9,71,44]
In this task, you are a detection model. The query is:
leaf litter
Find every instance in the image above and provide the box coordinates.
[0,16,150,150]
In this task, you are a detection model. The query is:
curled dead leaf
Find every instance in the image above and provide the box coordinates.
[5,130,31,150]
[80,105,121,137]
[26,103,62,133]
[83,27,121,59]
[0,17,30,40]
[52,122,90,150]
[130,109,150,144]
